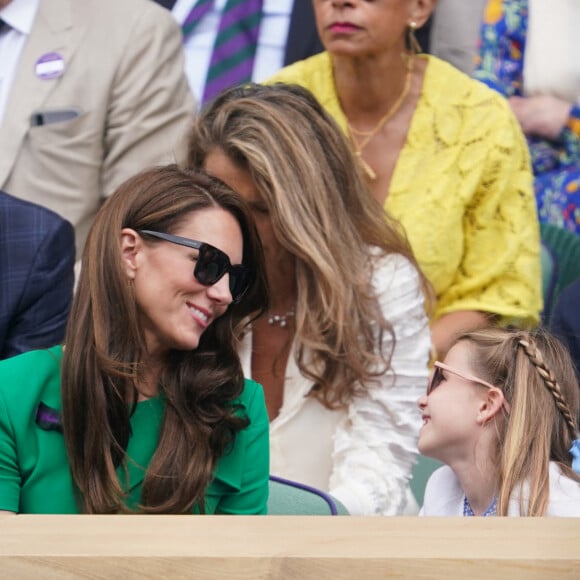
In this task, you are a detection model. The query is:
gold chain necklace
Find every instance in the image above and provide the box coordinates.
[347,58,414,181]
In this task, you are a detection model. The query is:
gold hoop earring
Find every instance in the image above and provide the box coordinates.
[407,21,422,55]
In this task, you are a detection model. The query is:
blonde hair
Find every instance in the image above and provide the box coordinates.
[189,83,431,407]
[457,327,580,516]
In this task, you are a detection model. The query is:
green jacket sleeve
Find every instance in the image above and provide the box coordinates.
[0,366,23,512]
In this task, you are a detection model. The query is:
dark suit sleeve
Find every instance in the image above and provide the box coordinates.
[3,216,75,359]
[550,281,580,379]
[284,0,324,66]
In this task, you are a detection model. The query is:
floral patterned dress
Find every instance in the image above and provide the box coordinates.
[474,0,580,233]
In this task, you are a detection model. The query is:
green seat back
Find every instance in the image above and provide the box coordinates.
[267,476,349,515]
[410,455,442,507]
[540,223,580,322]
[540,242,557,323]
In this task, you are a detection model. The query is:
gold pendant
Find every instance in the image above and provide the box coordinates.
[355,151,377,181]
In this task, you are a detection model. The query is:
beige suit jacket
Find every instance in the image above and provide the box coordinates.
[0,0,195,256]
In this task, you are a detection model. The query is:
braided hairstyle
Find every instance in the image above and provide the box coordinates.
[517,338,577,441]
[456,327,580,516]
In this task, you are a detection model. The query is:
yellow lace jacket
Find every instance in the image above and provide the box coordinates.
[269,53,542,324]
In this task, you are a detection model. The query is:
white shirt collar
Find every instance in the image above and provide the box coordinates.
[0,0,40,35]
[263,0,293,15]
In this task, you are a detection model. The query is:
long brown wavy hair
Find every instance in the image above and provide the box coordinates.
[457,327,580,516]
[62,165,268,514]
[189,83,431,407]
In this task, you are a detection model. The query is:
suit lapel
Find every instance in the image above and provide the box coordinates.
[0,0,84,186]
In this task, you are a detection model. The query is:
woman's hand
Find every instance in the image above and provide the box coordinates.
[509,95,572,140]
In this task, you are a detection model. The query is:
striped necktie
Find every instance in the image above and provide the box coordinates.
[202,0,263,105]
[182,0,214,38]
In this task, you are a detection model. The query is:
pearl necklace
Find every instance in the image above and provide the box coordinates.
[267,309,295,327]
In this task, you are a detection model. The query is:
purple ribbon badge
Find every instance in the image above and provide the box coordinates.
[35,402,63,433]
[35,52,65,80]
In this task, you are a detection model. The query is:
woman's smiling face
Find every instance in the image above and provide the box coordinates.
[122,206,243,360]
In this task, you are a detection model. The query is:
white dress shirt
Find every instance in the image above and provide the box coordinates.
[172,0,293,101]
[238,251,431,515]
[0,0,39,124]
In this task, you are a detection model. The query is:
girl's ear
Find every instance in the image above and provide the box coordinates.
[476,388,505,426]
[120,228,141,280]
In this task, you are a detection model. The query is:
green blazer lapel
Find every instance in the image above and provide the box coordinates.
[210,396,255,492]
[211,439,245,492]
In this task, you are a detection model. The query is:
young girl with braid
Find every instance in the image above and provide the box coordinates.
[418,327,580,516]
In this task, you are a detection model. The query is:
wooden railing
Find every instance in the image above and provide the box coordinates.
[1,515,579,578]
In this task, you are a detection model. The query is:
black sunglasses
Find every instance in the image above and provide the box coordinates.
[139,230,250,303]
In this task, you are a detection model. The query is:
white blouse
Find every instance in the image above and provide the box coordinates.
[238,252,431,515]
[420,463,580,516]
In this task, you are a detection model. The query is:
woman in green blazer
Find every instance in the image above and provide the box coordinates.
[0,165,270,514]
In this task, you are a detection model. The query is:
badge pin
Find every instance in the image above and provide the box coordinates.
[35,52,65,80]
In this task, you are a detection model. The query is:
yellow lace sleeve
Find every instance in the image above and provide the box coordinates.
[387,58,542,326]
[434,100,542,325]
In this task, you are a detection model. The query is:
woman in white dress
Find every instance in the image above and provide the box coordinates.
[188,83,432,515]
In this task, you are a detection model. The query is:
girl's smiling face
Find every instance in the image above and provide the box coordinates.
[417,342,492,465]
